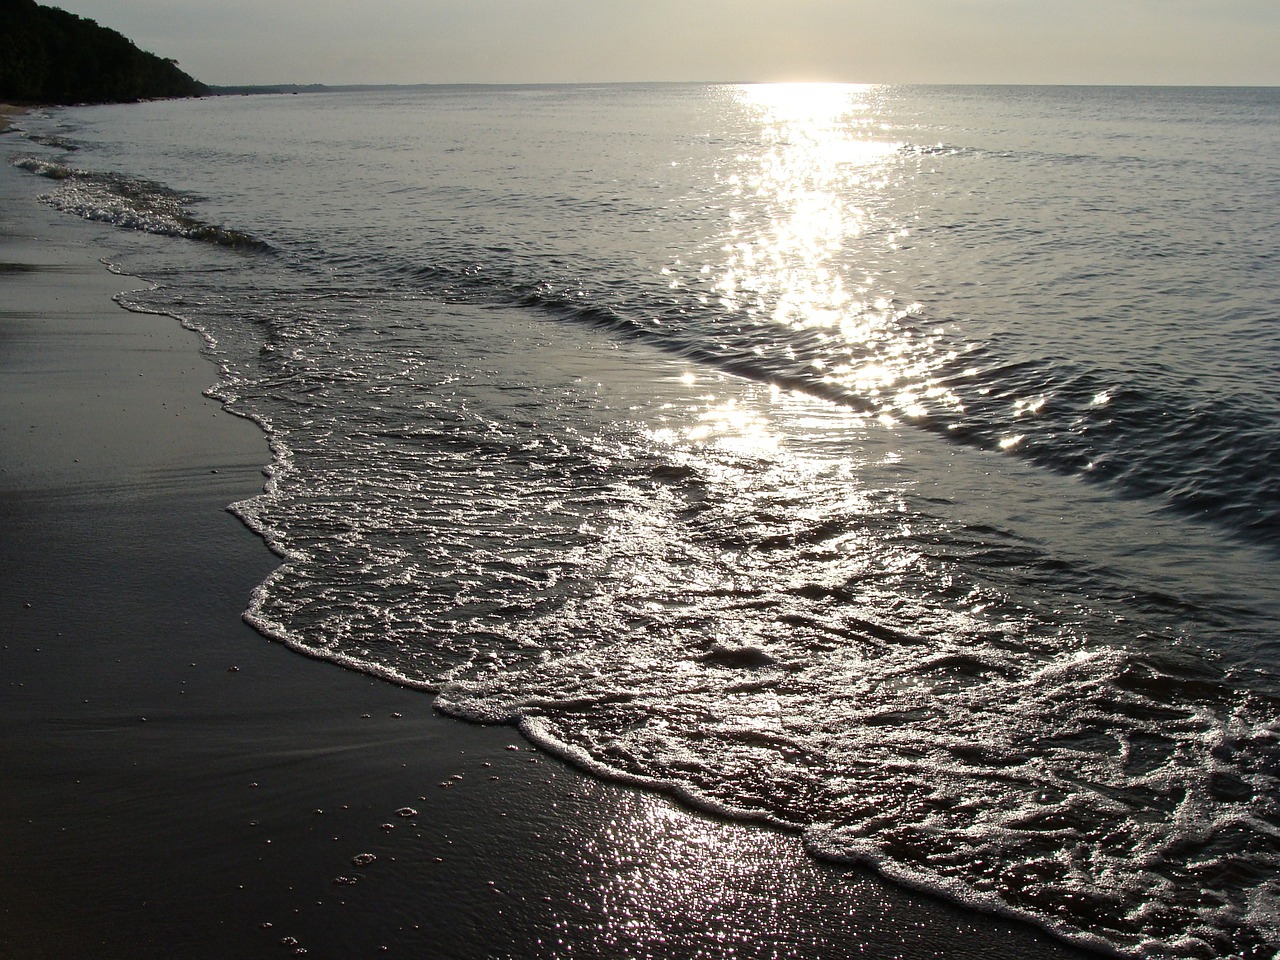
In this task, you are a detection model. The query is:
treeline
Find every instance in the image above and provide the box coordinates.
[0,0,208,104]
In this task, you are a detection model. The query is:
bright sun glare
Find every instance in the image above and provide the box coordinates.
[709,83,962,424]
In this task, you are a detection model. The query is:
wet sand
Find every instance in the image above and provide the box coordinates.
[0,137,1102,960]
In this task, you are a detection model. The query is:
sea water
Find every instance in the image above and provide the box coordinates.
[10,83,1280,958]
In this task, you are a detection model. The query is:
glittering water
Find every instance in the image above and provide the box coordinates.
[11,83,1280,958]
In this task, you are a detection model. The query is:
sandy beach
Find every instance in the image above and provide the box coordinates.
[0,125,1101,960]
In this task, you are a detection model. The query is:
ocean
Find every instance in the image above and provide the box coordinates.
[9,83,1280,958]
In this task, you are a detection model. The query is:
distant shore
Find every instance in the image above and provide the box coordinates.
[0,131,1102,960]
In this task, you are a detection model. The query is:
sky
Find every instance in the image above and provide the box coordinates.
[52,0,1280,88]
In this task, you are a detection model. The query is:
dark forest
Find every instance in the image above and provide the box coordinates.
[0,0,207,103]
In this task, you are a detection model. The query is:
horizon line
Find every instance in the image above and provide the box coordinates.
[203,79,1280,92]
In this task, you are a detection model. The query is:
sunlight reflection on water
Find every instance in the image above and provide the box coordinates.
[718,84,962,424]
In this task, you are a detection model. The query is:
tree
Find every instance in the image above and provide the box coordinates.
[0,0,208,104]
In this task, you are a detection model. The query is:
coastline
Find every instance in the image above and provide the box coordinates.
[0,138,1102,959]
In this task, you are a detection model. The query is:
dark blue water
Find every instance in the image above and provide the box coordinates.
[11,83,1280,958]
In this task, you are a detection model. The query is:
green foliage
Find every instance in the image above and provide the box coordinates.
[0,0,208,104]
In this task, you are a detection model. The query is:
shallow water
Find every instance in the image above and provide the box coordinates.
[11,83,1280,958]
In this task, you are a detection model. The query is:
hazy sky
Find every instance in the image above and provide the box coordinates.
[54,0,1280,87]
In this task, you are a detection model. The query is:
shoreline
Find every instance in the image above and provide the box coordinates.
[0,144,1102,959]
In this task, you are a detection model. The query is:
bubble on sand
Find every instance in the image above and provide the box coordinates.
[395,806,418,818]
[351,853,376,866]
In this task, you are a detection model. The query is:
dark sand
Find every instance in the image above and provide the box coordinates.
[0,136,1102,959]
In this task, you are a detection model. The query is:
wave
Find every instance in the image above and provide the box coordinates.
[337,249,1280,550]
[11,156,274,252]
[14,141,1277,550]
